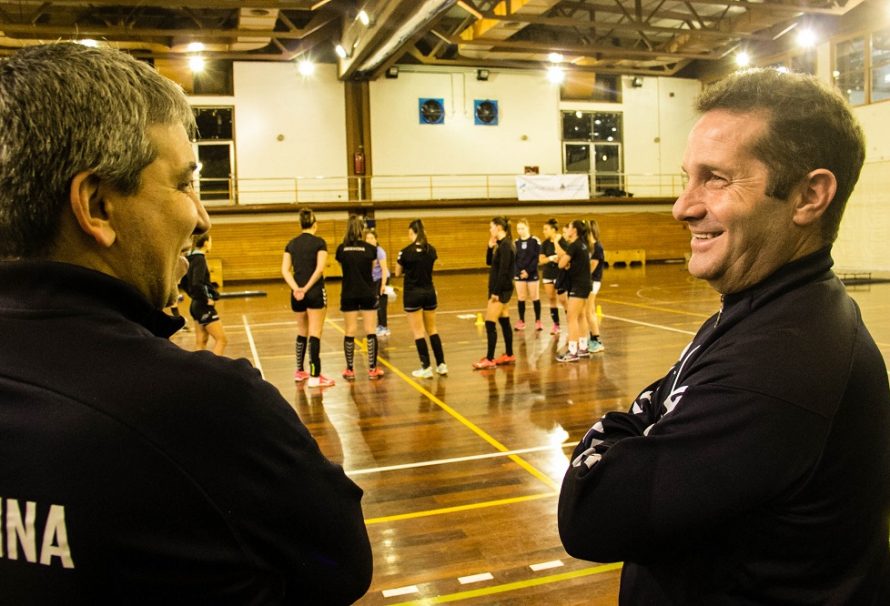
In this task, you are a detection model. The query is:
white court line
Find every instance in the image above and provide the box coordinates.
[529,560,564,572]
[602,314,697,336]
[458,572,494,584]
[382,585,419,598]
[347,443,573,476]
[242,315,264,378]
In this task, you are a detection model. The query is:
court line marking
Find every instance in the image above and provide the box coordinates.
[382,585,420,598]
[598,295,715,318]
[603,314,697,336]
[347,443,573,476]
[241,315,264,378]
[389,562,623,605]
[364,492,555,525]
[458,572,494,585]
[529,560,564,572]
[324,318,560,492]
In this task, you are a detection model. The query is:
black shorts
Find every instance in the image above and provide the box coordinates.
[290,286,327,312]
[556,273,570,295]
[404,288,438,312]
[568,286,592,299]
[513,273,539,282]
[341,296,377,312]
[489,289,513,304]
[189,300,220,326]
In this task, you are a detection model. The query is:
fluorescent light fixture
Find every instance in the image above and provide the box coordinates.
[357,10,370,26]
[298,59,316,76]
[735,51,750,68]
[78,39,99,47]
[547,66,565,84]
[796,28,817,48]
[356,0,455,73]
[188,55,206,72]
[548,52,564,63]
[776,65,789,74]
[187,42,205,52]
[335,44,348,59]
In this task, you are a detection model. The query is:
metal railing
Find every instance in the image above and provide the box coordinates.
[198,173,686,206]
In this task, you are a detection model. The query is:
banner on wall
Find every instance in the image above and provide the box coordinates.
[515,174,590,201]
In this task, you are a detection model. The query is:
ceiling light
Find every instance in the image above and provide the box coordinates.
[796,28,817,48]
[548,52,564,63]
[735,51,751,68]
[187,42,205,52]
[776,65,789,74]
[335,44,348,59]
[547,66,565,84]
[385,66,399,79]
[77,39,99,48]
[357,10,370,26]
[476,68,489,81]
[188,55,206,72]
[298,59,316,76]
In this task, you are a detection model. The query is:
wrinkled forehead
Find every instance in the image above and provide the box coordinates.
[685,109,770,165]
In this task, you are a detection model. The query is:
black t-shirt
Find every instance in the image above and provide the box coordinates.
[398,242,437,292]
[285,233,327,295]
[336,241,377,299]
[486,237,515,296]
[591,241,605,282]
[514,237,541,279]
[540,239,558,280]
[565,239,592,292]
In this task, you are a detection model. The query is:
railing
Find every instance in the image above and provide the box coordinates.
[199,173,686,206]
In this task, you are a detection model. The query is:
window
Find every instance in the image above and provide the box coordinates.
[871,26,890,103]
[560,73,622,102]
[192,107,235,203]
[835,37,866,105]
[561,111,624,194]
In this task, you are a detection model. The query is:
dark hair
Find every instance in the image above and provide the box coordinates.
[696,68,865,243]
[545,218,559,230]
[299,208,316,229]
[589,218,601,243]
[409,218,429,251]
[343,215,365,245]
[0,43,195,258]
[193,233,211,249]
[571,219,591,248]
[491,216,514,252]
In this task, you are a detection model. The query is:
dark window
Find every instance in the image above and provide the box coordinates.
[193,107,233,141]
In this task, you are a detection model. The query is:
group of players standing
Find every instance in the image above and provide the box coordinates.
[278,210,604,387]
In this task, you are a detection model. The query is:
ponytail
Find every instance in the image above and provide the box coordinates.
[409,218,429,251]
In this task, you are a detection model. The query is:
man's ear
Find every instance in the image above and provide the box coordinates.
[792,168,837,227]
[69,171,116,248]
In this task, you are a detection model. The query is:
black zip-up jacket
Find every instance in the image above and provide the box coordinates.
[559,248,890,604]
[0,261,372,605]
[486,237,515,296]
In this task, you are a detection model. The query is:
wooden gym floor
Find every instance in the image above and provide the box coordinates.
[171,263,890,605]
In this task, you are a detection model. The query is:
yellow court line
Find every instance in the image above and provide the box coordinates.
[390,562,623,605]
[365,492,555,525]
[597,296,714,319]
[324,319,560,492]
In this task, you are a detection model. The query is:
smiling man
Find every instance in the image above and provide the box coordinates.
[0,44,371,604]
[559,69,890,604]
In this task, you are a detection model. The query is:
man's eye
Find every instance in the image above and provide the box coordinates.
[179,180,196,192]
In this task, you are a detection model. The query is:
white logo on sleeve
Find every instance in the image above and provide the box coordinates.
[1,498,75,569]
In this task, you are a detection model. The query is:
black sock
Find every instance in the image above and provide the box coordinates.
[429,333,445,366]
[498,316,513,356]
[309,336,321,377]
[550,307,559,325]
[344,336,355,370]
[593,334,601,343]
[517,301,526,322]
[533,300,541,321]
[415,338,430,368]
[367,334,378,370]
[296,335,308,371]
[485,321,497,360]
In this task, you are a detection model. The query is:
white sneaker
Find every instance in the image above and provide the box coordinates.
[436,363,448,375]
[412,366,433,379]
[307,374,335,388]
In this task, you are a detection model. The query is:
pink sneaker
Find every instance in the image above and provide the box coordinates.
[513,320,526,331]
[307,374,335,388]
[342,369,355,381]
[550,323,560,335]
[368,367,385,380]
[294,369,309,382]
[494,353,516,365]
[472,357,497,370]
[535,320,544,331]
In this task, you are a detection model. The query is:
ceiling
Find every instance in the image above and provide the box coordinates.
[0,0,870,79]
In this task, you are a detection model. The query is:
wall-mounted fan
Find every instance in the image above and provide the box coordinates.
[418,98,445,124]
[474,99,498,125]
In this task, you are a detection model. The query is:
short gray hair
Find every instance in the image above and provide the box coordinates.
[0,43,195,258]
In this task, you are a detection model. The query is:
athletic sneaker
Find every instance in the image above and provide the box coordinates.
[589,340,605,353]
[535,320,544,331]
[307,374,335,388]
[578,348,590,358]
[412,366,433,379]
[294,369,309,382]
[494,353,516,365]
[376,326,390,337]
[550,324,560,335]
[436,363,448,375]
[473,357,497,370]
[342,368,356,381]
[368,367,385,380]
[513,320,526,331]
[556,351,579,363]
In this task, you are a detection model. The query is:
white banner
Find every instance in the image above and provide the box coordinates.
[515,174,590,201]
